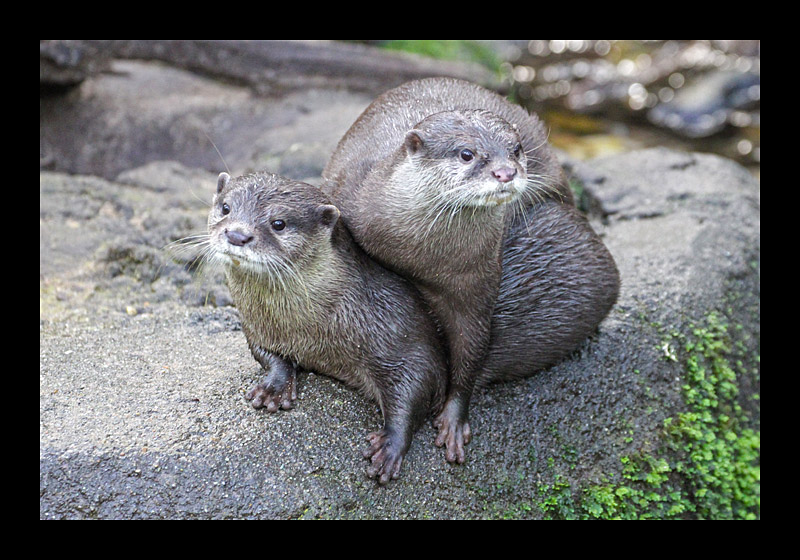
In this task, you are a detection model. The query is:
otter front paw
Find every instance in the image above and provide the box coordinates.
[245,369,297,412]
[363,430,406,485]
[433,403,471,464]
[245,349,298,412]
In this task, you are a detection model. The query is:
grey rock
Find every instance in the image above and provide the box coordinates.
[40,58,369,180]
[40,40,112,89]
[102,39,499,96]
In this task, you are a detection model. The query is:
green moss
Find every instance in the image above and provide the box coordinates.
[536,311,760,519]
[537,474,577,519]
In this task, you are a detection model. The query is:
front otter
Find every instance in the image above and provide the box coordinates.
[206,172,446,484]
[323,78,619,464]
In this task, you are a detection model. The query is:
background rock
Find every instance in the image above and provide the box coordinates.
[40,40,113,90]
[40,41,759,519]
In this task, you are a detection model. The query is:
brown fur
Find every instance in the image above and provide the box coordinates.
[207,172,447,483]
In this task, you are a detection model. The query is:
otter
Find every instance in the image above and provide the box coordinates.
[205,171,447,484]
[322,77,619,464]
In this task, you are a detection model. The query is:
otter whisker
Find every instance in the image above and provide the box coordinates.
[164,233,216,274]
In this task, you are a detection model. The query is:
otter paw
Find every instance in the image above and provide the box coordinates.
[363,430,405,484]
[245,374,297,412]
[433,410,471,464]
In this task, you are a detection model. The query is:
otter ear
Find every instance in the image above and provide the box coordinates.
[217,172,230,194]
[317,204,340,230]
[404,130,424,155]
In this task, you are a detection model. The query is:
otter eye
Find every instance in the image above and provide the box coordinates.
[221,203,230,215]
[271,219,286,231]
[459,149,475,162]
[513,143,522,158]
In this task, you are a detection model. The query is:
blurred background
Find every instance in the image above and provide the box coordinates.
[372,40,760,180]
[40,40,760,183]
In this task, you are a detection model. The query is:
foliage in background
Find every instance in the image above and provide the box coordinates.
[378,40,502,73]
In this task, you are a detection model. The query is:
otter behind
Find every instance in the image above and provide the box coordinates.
[205,171,447,484]
[322,77,619,464]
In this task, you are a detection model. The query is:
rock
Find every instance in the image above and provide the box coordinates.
[101,39,500,96]
[40,58,368,180]
[40,40,112,91]
[39,148,759,519]
[569,148,759,328]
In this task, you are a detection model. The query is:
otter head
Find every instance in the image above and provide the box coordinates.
[403,110,528,207]
[208,172,340,281]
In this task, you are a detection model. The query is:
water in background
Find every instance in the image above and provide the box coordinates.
[498,40,759,179]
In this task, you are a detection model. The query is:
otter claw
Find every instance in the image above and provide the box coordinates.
[245,373,297,412]
[433,407,471,464]
[363,430,405,484]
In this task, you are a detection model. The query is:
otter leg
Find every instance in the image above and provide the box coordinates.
[245,345,298,412]
[431,319,484,464]
[364,375,433,484]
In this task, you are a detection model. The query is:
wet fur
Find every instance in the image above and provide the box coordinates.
[206,172,447,483]
[482,201,619,385]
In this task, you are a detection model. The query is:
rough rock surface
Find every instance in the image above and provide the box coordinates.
[40,42,760,519]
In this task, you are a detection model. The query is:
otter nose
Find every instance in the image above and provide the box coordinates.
[491,167,517,183]
[225,229,254,246]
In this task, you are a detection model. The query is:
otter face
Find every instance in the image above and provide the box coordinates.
[208,172,339,278]
[404,110,529,207]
